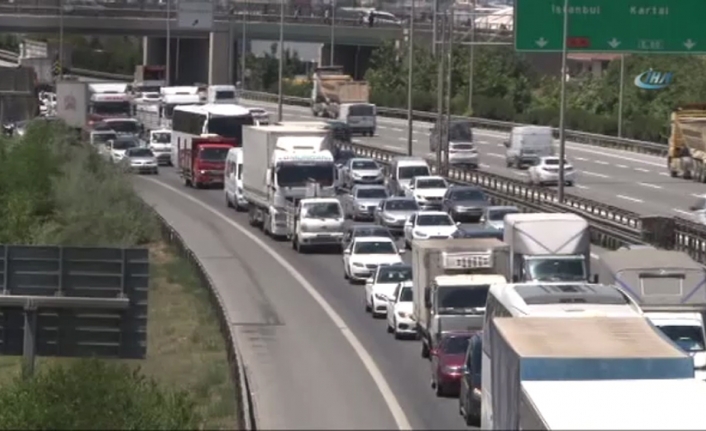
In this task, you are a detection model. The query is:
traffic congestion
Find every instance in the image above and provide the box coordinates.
[29,75,706,429]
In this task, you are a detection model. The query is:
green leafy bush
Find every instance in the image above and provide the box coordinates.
[0,359,199,430]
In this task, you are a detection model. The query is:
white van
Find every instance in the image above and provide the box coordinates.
[388,156,431,196]
[504,125,554,169]
[339,103,376,136]
[207,85,238,105]
[224,147,247,211]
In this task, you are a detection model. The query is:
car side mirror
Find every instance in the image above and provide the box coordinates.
[365,277,374,285]
[398,249,406,255]
[409,184,415,189]
[344,249,351,255]
[429,348,438,357]
[456,222,462,226]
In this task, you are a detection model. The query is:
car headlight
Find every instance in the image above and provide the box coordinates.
[352,172,362,178]
[352,262,365,268]
[415,194,427,201]
[374,293,388,301]
[414,230,428,238]
[397,310,411,318]
[199,170,207,174]
[383,214,396,222]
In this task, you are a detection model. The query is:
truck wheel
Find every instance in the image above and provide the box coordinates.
[248,207,258,227]
[226,194,233,208]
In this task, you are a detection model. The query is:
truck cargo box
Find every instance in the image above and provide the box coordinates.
[520,378,706,430]
[490,316,693,430]
[596,249,706,310]
[503,213,589,256]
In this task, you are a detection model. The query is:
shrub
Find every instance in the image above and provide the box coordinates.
[0,359,199,430]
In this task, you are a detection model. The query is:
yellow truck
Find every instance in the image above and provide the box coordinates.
[668,104,706,181]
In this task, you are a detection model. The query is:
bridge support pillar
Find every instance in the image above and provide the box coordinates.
[208,31,231,85]
[319,44,373,80]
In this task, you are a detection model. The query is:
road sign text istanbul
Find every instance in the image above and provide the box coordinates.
[515,0,704,54]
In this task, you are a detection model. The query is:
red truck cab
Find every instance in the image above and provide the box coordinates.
[180,136,236,188]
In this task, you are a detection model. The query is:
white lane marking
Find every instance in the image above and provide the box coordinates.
[479,163,490,168]
[674,209,692,216]
[590,252,599,259]
[486,153,503,158]
[638,182,662,189]
[617,194,643,203]
[575,184,590,189]
[582,171,610,178]
[616,164,628,169]
[383,145,401,151]
[634,167,649,173]
[397,137,417,143]
[574,157,588,161]
[142,178,412,431]
[594,160,609,165]
[659,172,668,176]
[390,128,404,132]
[693,193,703,198]
[476,140,489,145]
[378,125,388,130]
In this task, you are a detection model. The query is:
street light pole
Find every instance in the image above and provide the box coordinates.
[241,0,248,89]
[435,13,446,170]
[330,0,336,65]
[617,54,625,138]
[277,0,284,122]
[166,0,171,86]
[431,0,437,56]
[59,0,64,79]
[557,0,569,202]
[443,8,454,176]
[467,1,475,113]
[406,0,415,155]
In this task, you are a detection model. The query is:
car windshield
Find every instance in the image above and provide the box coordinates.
[91,101,131,116]
[277,163,335,187]
[385,200,419,211]
[353,241,396,254]
[543,158,568,166]
[356,188,388,199]
[417,214,453,226]
[200,147,230,162]
[111,139,138,150]
[376,266,412,283]
[207,115,255,143]
[442,336,471,355]
[399,287,413,302]
[416,179,447,189]
[448,122,473,141]
[526,259,587,282]
[106,120,139,134]
[352,160,378,170]
[398,165,430,179]
[92,132,116,145]
[655,325,706,353]
[438,286,489,314]
[128,148,154,157]
[151,132,171,143]
[451,188,485,200]
[488,208,519,221]
[302,202,342,219]
[353,227,392,239]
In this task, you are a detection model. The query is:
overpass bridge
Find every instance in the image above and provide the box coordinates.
[0,1,512,84]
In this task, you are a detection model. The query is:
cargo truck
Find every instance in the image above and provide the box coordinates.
[667,104,706,181]
[88,83,131,124]
[495,212,594,283]
[241,123,344,251]
[482,316,695,430]
[55,80,89,129]
[596,248,706,380]
[19,57,53,90]
[178,135,236,188]
[311,66,376,135]
[412,238,508,358]
[519,378,706,430]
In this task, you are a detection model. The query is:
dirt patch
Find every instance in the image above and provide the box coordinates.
[0,242,237,429]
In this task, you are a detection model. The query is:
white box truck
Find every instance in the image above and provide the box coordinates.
[412,238,508,358]
[596,248,706,380]
[241,123,344,252]
[483,316,694,430]
[496,212,593,283]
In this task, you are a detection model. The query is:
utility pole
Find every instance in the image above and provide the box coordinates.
[557,0,569,202]
[435,12,446,171]
[405,0,415,155]
[467,0,475,113]
[277,0,284,122]
[443,8,454,177]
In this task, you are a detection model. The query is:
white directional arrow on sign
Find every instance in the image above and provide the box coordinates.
[535,37,548,48]
[685,39,696,50]
[608,38,621,49]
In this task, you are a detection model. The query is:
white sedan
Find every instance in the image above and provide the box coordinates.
[365,264,413,318]
[403,211,460,248]
[528,156,576,186]
[406,176,449,210]
[386,281,416,339]
[343,237,405,283]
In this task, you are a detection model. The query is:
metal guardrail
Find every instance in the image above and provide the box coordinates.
[154,210,256,431]
[336,139,706,264]
[240,90,669,157]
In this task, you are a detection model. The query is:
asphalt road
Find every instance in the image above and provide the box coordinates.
[241,99,701,219]
[135,167,609,430]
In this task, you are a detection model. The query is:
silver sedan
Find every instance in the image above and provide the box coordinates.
[373,197,420,235]
[343,185,389,221]
[341,158,385,189]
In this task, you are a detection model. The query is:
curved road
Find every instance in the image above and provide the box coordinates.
[242,99,701,219]
[134,168,609,430]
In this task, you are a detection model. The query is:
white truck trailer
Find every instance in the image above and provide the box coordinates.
[55,80,89,129]
[496,212,593,283]
[412,238,508,358]
[241,123,344,252]
[483,316,694,430]
[596,248,706,380]
[519,378,706,430]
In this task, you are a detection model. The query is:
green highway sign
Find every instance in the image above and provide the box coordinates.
[515,0,705,54]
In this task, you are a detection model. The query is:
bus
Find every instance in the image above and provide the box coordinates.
[170,104,254,166]
[480,282,643,430]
